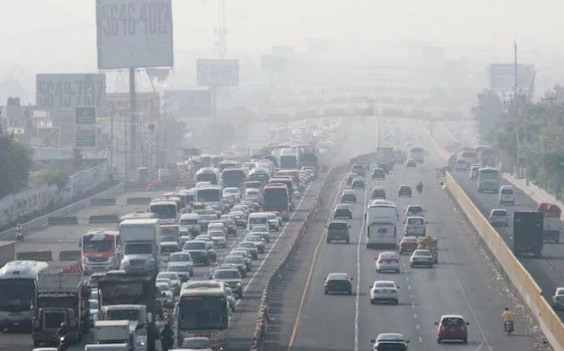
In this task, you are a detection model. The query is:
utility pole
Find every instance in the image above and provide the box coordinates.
[212,0,227,150]
[513,41,521,179]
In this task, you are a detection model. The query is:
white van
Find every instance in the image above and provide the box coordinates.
[404,216,426,237]
[247,212,269,231]
[179,213,200,235]
[499,185,515,205]
[366,201,400,249]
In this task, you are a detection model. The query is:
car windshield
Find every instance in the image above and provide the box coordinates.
[246,236,261,241]
[327,273,349,280]
[335,205,350,210]
[501,188,513,195]
[492,210,507,217]
[379,254,397,260]
[213,270,240,279]
[168,265,189,272]
[209,231,224,237]
[239,243,254,249]
[89,300,98,309]
[184,242,206,250]
[231,251,247,257]
[252,226,268,232]
[408,207,422,213]
[267,214,277,220]
[374,282,395,288]
[407,218,424,225]
[402,237,418,243]
[224,256,244,264]
[374,343,406,351]
[158,273,177,280]
[224,188,238,194]
[182,339,211,349]
[328,222,348,230]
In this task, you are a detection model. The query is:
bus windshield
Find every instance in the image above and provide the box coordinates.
[178,295,229,331]
[479,169,499,179]
[263,188,289,208]
[196,172,218,185]
[150,204,177,219]
[196,189,221,203]
[221,169,246,187]
[279,155,298,169]
[0,279,35,312]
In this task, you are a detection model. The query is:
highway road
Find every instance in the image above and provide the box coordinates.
[278,122,537,351]
[0,118,373,351]
[432,121,564,324]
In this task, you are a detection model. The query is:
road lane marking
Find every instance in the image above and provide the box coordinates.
[235,182,314,306]
[452,267,494,351]
[286,173,347,349]
[354,187,369,351]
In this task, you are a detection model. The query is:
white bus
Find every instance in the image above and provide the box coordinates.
[409,147,425,163]
[177,281,230,351]
[0,261,49,330]
[195,186,222,206]
[366,200,400,249]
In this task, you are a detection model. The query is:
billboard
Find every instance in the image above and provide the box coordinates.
[261,55,287,73]
[36,74,107,110]
[164,90,212,118]
[37,127,60,148]
[95,0,174,69]
[196,59,239,86]
[104,92,160,123]
[490,64,535,91]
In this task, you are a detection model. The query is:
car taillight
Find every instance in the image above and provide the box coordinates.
[440,324,446,331]
[377,259,382,263]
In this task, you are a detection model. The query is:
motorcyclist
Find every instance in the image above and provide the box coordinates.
[56,322,69,338]
[160,321,174,351]
[416,181,424,193]
[16,223,23,241]
[502,307,516,328]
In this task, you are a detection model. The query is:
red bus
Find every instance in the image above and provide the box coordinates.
[262,184,290,221]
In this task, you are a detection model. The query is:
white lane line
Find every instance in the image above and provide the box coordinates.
[411,302,415,308]
[234,182,313,306]
[413,313,417,319]
[452,267,494,351]
[473,343,485,351]
[354,187,369,351]
[415,324,420,330]
[418,337,423,343]
[407,285,412,290]
[406,277,410,282]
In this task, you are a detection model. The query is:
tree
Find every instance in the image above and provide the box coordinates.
[0,126,33,198]
[471,89,504,144]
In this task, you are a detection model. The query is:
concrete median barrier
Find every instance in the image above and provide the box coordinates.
[59,250,81,261]
[124,183,149,191]
[126,197,153,205]
[90,197,117,206]
[88,214,120,224]
[17,250,53,261]
[47,216,79,225]
[446,172,564,351]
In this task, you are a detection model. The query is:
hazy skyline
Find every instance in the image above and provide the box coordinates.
[1,0,564,99]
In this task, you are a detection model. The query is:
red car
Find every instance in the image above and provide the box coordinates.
[399,237,419,254]
[435,314,469,344]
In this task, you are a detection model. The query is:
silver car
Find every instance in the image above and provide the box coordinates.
[238,242,258,259]
[243,235,266,253]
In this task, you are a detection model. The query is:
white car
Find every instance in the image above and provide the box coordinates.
[266,212,280,231]
[489,209,509,227]
[370,333,409,351]
[410,249,434,268]
[223,187,241,201]
[375,251,401,273]
[405,205,425,217]
[552,287,564,310]
[369,280,400,305]
[208,230,228,248]
[157,272,182,294]
[404,216,426,237]
[225,286,237,312]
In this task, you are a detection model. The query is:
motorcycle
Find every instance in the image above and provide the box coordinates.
[504,320,514,335]
[58,335,69,351]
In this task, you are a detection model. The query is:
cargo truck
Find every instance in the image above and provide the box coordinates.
[376,147,395,170]
[537,203,561,243]
[97,271,158,351]
[513,211,544,257]
[32,273,90,346]
[119,219,161,275]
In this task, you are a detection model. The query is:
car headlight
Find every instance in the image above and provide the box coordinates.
[237,282,242,286]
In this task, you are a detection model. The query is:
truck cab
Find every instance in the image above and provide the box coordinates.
[119,219,161,275]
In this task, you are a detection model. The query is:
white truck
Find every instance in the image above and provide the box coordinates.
[100,305,148,351]
[95,320,131,348]
[119,219,161,275]
[538,203,562,243]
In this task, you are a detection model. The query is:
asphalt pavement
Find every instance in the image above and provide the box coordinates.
[278,123,535,351]
[431,121,564,325]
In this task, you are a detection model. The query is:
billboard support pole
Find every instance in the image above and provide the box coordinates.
[129,68,137,174]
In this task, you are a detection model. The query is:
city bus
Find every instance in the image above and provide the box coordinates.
[477,167,500,193]
[218,160,239,174]
[195,186,222,205]
[196,168,219,185]
[278,148,299,169]
[0,260,49,330]
[149,199,179,239]
[221,168,246,188]
[81,229,121,273]
[262,184,290,221]
[120,212,157,223]
[177,281,230,351]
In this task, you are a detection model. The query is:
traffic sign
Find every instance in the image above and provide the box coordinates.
[490,64,535,91]
[75,125,97,148]
[37,128,60,148]
[196,59,239,86]
[75,107,97,125]
[95,0,174,69]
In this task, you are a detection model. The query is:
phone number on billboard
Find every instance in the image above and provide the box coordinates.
[37,80,106,109]
[100,1,171,37]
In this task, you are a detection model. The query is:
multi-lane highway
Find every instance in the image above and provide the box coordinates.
[276,123,537,351]
[432,121,564,324]
[0,118,377,351]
